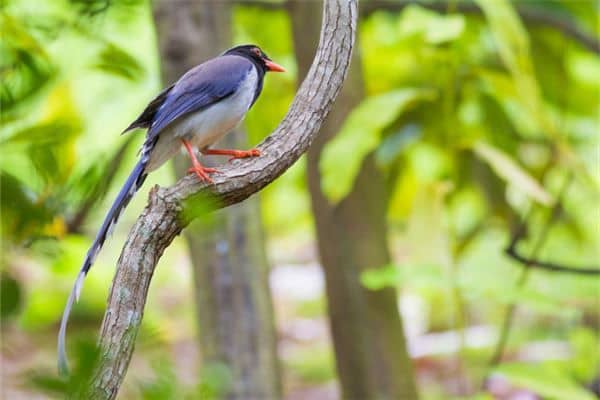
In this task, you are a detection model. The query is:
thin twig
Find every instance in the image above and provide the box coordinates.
[505,247,600,276]
[487,174,573,369]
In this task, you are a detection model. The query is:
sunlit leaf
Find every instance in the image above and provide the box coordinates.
[494,362,596,400]
[476,68,540,138]
[407,142,453,183]
[361,264,402,290]
[397,5,465,44]
[474,0,557,140]
[284,345,335,384]
[0,172,56,243]
[473,141,553,205]
[5,84,84,187]
[27,338,101,397]
[196,362,233,400]
[92,42,145,81]
[567,51,600,86]
[320,88,436,203]
[473,0,530,73]
[568,328,600,383]
[405,181,453,268]
[139,359,179,400]
[361,263,449,291]
[0,13,56,118]
[425,15,465,45]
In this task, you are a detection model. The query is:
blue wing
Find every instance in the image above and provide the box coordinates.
[122,84,174,133]
[148,55,254,139]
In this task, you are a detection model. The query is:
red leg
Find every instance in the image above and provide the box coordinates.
[201,148,261,161]
[181,139,217,183]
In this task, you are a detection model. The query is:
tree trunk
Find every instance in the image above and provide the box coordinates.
[289,1,419,399]
[152,2,281,399]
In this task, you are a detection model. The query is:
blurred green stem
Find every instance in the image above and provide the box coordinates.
[487,174,573,370]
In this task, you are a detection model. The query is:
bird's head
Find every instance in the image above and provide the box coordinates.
[224,44,286,73]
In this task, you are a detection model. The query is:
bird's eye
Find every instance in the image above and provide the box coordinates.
[252,48,261,57]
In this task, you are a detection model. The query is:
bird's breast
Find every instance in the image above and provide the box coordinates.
[175,67,258,149]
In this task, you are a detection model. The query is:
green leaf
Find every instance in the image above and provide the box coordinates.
[0,273,22,319]
[375,123,421,167]
[425,14,465,45]
[27,338,102,398]
[361,263,450,291]
[476,68,541,138]
[473,141,553,206]
[140,359,179,400]
[360,264,402,290]
[494,362,596,400]
[0,14,56,117]
[568,51,600,86]
[92,42,145,81]
[320,88,436,203]
[397,5,465,44]
[405,182,453,267]
[474,0,554,138]
[0,172,56,243]
[196,362,233,400]
[568,328,600,383]
[473,0,529,73]
[284,345,335,384]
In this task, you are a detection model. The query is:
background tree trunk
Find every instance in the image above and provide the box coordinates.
[289,1,419,399]
[152,2,281,399]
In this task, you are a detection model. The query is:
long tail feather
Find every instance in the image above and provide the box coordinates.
[58,159,148,375]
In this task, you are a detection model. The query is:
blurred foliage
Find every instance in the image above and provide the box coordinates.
[1,0,598,399]
[493,360,596,400]
[28,338,101,398]
[285,345,335,385]
[0,272,23,319]
[321,88,437,202]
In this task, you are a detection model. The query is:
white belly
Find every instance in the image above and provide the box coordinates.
[145,68,257,171]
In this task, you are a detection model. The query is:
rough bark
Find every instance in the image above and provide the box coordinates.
[153,1,281,399]
[85,1,357,398]
[290,1,419,399]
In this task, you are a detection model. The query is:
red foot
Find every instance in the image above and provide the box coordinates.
[187,166,217,183]
[202,148,261,161]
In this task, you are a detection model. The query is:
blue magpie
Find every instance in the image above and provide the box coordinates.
[58,44,285,373]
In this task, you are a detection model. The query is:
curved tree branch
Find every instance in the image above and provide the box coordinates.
[85,0,357,398]
[504,246,600,276]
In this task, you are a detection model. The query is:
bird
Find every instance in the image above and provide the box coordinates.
[57,44,285,373]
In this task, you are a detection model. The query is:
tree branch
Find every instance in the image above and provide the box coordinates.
[486,174,570,370]
[486,173,600,376]
[504,246,600,276]
[85,1,357,398]
[504,193,600,276]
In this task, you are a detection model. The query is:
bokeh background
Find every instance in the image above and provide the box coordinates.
[1,0,598,399]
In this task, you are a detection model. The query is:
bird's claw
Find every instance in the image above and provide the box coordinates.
[187,166,218,183]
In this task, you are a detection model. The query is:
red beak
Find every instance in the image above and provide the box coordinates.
[264,59,286,72]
